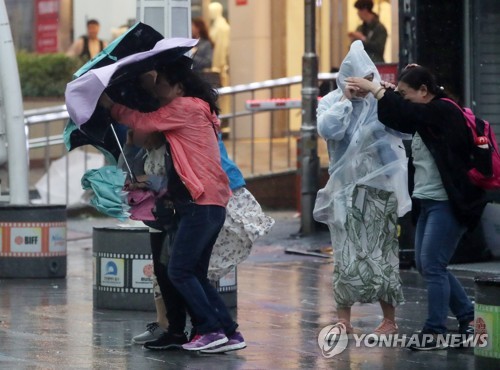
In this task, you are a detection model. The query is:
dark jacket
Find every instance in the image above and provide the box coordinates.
[357,16,387,63]
[377,90,486,229]
[192,38,213,72]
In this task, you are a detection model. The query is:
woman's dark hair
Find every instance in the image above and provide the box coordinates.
[192,17,214,47]
[398,66,444,96]
[157,57,220,115]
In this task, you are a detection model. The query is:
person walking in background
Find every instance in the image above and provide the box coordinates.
[191,17,214,73]
[313,41,411,336]
[98,57,244,352]
[66,19,108,61]
[345,65,487,350]
[348,0,387,63]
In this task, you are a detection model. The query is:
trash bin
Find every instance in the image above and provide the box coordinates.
[398,211,415,269]
[0,205,67,278]
[93,227,237,311]
[213,266,237,309]
[474,275,500,365]
[93,227,154,311]
[480,203,500,258]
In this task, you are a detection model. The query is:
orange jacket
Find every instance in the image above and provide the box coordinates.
[111,97,230,207]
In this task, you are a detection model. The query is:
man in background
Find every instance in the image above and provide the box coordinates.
[348,0,387,63]
[66,19,107,61]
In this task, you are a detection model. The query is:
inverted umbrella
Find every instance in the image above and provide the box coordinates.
[73,22,164,78]
[64,22,165,160]
[65,37,198,126]
[63,118,121,164]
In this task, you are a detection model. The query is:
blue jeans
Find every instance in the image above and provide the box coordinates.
[414,199,474,334]
[167,200,238,335]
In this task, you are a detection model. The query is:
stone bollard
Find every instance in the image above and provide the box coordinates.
[213,266,237,309]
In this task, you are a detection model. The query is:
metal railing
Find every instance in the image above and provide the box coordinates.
[22,73,337,205]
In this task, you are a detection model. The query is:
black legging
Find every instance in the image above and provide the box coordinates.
[150,230,196,335]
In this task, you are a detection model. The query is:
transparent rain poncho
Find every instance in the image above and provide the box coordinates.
[313,41,411,307]
[313,41,411,228]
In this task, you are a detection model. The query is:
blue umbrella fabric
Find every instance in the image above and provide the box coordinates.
[65,37,198,127]
[81,165,130,221]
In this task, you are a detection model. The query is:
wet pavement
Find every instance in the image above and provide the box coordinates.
[1,210,499,369]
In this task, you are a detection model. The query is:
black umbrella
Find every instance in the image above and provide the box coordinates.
[63,22,165,160]
[64,37,197,162]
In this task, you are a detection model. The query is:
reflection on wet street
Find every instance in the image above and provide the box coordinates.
[0,216,493,369]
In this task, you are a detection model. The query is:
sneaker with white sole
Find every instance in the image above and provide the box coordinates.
[450,320,475,348]
[200,331,246,353]
[182,329,228,351]
[132,322,166,344]
[408,331,449,351]
[143,331,188,350]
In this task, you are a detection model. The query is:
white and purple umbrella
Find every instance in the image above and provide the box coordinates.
[65,37,198,127]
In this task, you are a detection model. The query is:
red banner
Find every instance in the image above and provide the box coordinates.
[376,63,399,85]
[35,0,60,53]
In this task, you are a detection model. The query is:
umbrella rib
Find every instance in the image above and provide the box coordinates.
[110,125,136,183]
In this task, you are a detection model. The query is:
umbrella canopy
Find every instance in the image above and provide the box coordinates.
[73,22,164,78]
[65,37,198,126]
[64,22,165,160]
[63,119,120,164]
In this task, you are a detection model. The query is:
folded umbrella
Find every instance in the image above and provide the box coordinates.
[81,165,130,221]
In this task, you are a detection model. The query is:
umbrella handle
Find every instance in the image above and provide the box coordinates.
[110,124,137,183]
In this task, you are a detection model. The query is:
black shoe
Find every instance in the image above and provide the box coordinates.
[458,320,475,336]
[450,320,475,348]
[408,331,448,351]
[143,331,188,350]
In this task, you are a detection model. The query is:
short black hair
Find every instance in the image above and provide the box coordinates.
[354,0,374,12]
[87,19,100,27]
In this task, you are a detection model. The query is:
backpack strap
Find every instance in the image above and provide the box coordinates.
[80,36,90,59]
[440,97,462,111]
[441,97,485,137]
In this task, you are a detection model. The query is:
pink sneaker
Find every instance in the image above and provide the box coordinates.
[182,329,228,351]
[200,331,246,353]
[373,318,398,335]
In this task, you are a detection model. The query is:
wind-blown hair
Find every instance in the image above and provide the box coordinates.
[157,57,220,115]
